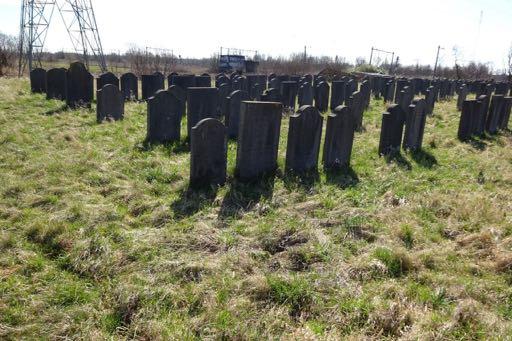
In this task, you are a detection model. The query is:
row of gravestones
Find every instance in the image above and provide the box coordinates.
[457,88,512,140]
[189,102,359,187]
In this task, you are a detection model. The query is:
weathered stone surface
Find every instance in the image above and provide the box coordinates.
[457,84,468,111]
[66,62,93,108]
[141,74,164,100]
[97,72,119,90]
[486,95,504,134]
[315,81,330,112]
[120,73,138,100]
[379,104,406,155]
[298,82,314,106]
[403,99,427,151]
[187,87,219,136]
[323,105,355,170]
[397,86,414,113]
[195,75,211,87]
[46,68,67,100]
[261,88,280,102]
[348,91,364,131]
[384,80,395,103]
[190,118,227,187]
[498,97,512,130]
[331,81,346,111]
[360,80,371,110]
[285,106,323,173]
[235,101,283,180]
[30,68,46,93]
[146,86,185,143]
[96,84,124,123]
[458,100,478,141]
[218,83,231,116]
[474,95,490,135]
[280,81,298,110]
[424,86,436,115]
[225,90,249,138]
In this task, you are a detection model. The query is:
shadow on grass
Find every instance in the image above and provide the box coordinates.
[283,169,321,191]
[384,151,412,171]
[218,173,276,219]
[411,149,438,169]
[325,166,360,189]
[465,136,487,151]
[136,138,190,154]
[41,103,69,116]
[171,185,219,219]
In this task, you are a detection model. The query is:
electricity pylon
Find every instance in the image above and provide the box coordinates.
[18,0,107,76]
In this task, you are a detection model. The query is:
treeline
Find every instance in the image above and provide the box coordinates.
[1,31,509,80]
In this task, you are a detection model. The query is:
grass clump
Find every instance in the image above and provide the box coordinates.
[373,247,413,277]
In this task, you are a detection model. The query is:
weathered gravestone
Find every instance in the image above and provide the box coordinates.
[486,95,505,134]
[187,87,219,136]
[395,79,409,102]
[360,80,371,111]
[331,81,346,111]
[141,74,164,100]
[403,99,427,151]
[30,68,47,93]
[457,84,468,111]
[153,72,165,89]
[261,88,280,102]
[46,68,67,100]
[218,83,231,116]
[225,90,249,139]
[495,82,510,95]
[323,106,356,170]
[235,101,283,180]
[397,86,414,113]
[285,105,323,173]
[66,62,93,108]
[280,81,298,111]
[298,82,314,106]
[146,87,186,143]
[120,73,138,100]
[458,100,478,141]
[190,118,227,187]
[348,91,364,131]
[250,83,264,101]
[424,86,436,115]
[498,97,512,130]
[195,75,212,87]
[346,79,357,102]
[379,104,406,155]
[97,72,119,90]
[384,81,396,103]
[474,95,490,135]
[216,75,230,88]
[96,84,124,123]
[315,81,330,112]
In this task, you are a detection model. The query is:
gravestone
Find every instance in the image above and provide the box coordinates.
[187,87,219,136]
[360,80,371,110]
[403,99,427,151]
[235,101,283,180]
[331,81,346,111]
[384,81,395,103]
[120,73,138,100]
[97,72,119,90]
[225,90,249,138]
[66,62,93,108]
[250,83,264,101]
[457,84,468,111]
[346,79,357,103]
[379,104,406,155]
[474,95,490,135]
[269,77,280,91]
[458,100,478,141]
[397,86,414,113]
[486,95,504,134]
[30,68,47,93]
[195,75,212,87]
[348,91,364,131]
[285,105,323,173]
[216,75,230,88]
[424,86,436,115]
[146,86,186,143]
[498,97,512,130]
[261,88,280,102]
[96,84,124,123]
[298,82,314,106]
[218,83,231,116]
[46,68,67,100]
[190,118,227,187]
[281,81,298,110]
[323,105,356,170]
[141,74,165,100]
[315,81,330,112]
[153,72,165,89]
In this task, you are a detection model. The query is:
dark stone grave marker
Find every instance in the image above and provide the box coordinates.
[96,84,124,123]
[30,68,46,93]
[323,105,355,170]
[66,62,93,108]
[46,68,67,100]
[146,86,185,143]
[120,73,138,100]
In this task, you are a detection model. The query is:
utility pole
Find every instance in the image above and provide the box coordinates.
[389,52,395,74]
[369,47,374,65]
[304,45,307,63]
[433,45,444,78]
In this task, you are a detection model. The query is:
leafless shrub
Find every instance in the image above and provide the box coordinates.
[0,32,18,77]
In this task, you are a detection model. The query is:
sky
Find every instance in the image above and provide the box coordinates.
[1,0,511,71]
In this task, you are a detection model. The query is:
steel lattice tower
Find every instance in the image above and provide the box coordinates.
[18,0,107,76]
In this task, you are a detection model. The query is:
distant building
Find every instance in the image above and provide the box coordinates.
[219,55,259,73]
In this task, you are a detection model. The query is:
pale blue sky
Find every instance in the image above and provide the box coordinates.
[1,0,511,71]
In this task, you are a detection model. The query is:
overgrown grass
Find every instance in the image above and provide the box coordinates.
[1,77,512,338]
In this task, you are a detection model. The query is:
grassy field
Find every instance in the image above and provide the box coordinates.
[1,77,512,339]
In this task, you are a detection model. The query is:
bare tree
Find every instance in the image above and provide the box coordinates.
[507,44,512,82]
[0,32,18,76]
